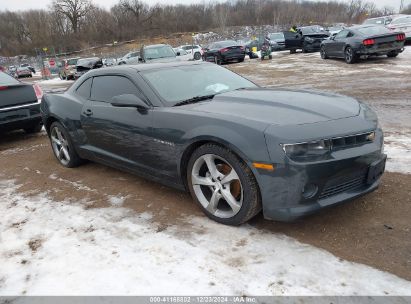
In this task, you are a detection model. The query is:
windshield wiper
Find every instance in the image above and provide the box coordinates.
[173,94,216,107]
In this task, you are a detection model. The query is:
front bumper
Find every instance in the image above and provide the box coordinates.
[260,116,384,222]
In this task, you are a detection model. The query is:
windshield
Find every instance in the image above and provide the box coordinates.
[391,16,411,25]
[357,25,391,36]
[141,64,257,105]
[269,33,284,40]
[67,58,78,65]
[144,46,176,60]
[364,18,386,25]
[300,26,325,34]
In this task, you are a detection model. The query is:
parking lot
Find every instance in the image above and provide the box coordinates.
[1,49,411,294]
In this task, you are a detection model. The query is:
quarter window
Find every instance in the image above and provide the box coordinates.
[335,30,349,39]
[91,75,142,102]
[75,78,92,99]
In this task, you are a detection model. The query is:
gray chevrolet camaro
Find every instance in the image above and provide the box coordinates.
[41,61,386,225]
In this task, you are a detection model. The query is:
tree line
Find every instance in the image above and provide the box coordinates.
[0,0,407,57]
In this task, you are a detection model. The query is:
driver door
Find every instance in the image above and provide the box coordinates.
[81,74,155,173]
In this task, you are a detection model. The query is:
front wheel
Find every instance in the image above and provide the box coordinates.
[320,46,328,59]
[49,122,83,168]
[345,46,357,64]
[187,144,261,225]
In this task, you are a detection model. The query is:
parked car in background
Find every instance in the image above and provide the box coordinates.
[117,51,140,65]
[243,36,265,53]
[74,57,103,79]
[16,67,32,78]
[139,44,178,63]
[41,61,386,225]
[363,16,392,26]
[179,44,203,60]
[0,72,43,134]
[298,25,330,52]
[103,58,116,66]
[320,25,406,63]
[0,66,5,72]
[173,48,193,61]
[387,15,411,43]
[327,25,346,36]
[203,40,245,64]
[59,57,80,80]
[20,63,35,74]
[267,32,286,51]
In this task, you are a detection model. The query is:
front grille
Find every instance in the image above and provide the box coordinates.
[319,172,367,200]
[331,132,373,150]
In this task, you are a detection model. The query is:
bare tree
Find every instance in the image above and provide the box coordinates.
[52,0,91,33]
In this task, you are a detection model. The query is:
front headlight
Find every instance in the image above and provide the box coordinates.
[305,37,314,43]
[281,139,331,159]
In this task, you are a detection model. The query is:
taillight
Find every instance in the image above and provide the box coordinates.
[363,39,375,46]
[396,33,406,41]
[220,48,229,53]
[0,86,8,91]
[33,84,43,102]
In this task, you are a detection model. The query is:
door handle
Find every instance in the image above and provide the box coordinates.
[83,109,93,117]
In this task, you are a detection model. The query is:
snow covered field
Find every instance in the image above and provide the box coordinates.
[1,179,411,296]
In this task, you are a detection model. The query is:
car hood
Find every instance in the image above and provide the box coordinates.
[185,88,360,126]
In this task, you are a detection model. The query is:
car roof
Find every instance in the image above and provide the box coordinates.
[87,61,210,76]
[144,44,170,49]
[349,24,385,30]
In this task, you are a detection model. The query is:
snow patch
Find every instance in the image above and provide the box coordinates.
[384,134,411,174]
[36,77,74,85]
[1,179,411,296]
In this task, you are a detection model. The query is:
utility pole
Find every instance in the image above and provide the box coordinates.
[400,0,405,12]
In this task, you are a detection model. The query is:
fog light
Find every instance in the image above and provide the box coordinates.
[302,183,318,199]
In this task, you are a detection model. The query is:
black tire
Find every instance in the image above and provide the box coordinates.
[320,46,328,59]
[187,143,261,225]
[290,49,297,54]
[24,122,43,134]
[269,55,273,59]
[49,121,83,168]
[214,56,222,65]
[238,57,244,62]
[387,51,399,58]
[344,46,357,64]
[194,52,201,60]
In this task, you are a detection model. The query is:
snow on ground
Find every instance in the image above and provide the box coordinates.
[1,179,411,296]
[384,134,411,174]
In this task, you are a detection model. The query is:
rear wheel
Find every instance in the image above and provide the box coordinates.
[290,49,297,54]
[344,46,357,64]
[320,46,328,59]
[49,122,83,168]
[187,144,261,225]
[214,56,222,65]
[387,51,399,58]
[238,57,244,62]
[194,52,201,60]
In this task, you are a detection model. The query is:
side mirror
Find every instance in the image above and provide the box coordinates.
[138,57,143,62]
[177,51,181,56]
[111,94,149,110]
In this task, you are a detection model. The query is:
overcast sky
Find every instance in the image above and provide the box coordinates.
[0,0,407,12]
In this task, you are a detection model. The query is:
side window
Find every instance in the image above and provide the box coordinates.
[347,31,354,37]
[75,78,92,99]
[335,30,349,39]
[91,75,142,102]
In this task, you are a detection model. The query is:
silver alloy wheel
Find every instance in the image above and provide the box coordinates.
[51,126,71,166]
[191,154,243,219]
[345,47,353,62]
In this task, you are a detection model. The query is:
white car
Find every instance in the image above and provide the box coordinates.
[117,51,140,65]
[388,15,411,42]
[178,45,203,60]
[173,48,193,61]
